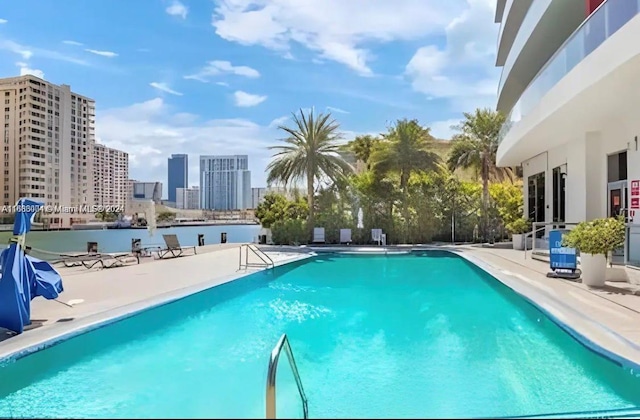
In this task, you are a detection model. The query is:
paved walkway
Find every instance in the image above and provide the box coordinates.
[0,243,307,359]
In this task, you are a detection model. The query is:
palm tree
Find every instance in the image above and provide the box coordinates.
[266,108,354,240]
[370,118,441,241]
[447,108,514,240]
[349,135,379,170]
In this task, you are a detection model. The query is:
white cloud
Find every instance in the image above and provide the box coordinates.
[233,91,267,107]
[85,49,118,58]
[0,40,32,60]
[405,0,499,111]
[268,115,289,128]
[166,1,188,19]
[95,98,278,191]
[16,62,44,79]
[327,106,349,114]
[150,82,183,96]
[211,0,465,75]
[216,81,229,87]
[0,19,7,24]
[0,39,90,65]
[184,60,260,82]
[428,118,459,140]
[62,40,83,46]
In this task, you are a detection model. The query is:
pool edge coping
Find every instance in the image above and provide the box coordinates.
[0,252,314,364]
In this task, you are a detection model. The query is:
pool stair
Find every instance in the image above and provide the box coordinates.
[266,333,309,419]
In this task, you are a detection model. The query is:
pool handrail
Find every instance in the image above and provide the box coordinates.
[266,333,309,419]
[239,244,274,270]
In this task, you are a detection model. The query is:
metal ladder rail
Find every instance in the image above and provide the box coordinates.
[249,244,274,267]
[266,334,309,419]
[238,244,274,270]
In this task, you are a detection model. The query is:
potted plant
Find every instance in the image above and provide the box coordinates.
[506,217,531,250]
[562,216,625,287]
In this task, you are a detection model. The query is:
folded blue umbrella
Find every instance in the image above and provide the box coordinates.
[0,198,64,334]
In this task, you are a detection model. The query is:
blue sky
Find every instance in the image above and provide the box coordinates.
[0,0,499,196]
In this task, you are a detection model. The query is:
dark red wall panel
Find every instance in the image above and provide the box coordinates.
[586,0,605,16]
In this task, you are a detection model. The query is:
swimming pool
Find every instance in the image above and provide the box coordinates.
[1,250,640,418]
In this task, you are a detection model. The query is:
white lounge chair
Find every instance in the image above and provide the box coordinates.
[372,228,383,245]
[340,228,352,244]
[313,227,326,243]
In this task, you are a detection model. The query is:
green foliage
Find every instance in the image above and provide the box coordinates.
[489,181,523,227]
[96,210,119,222]
[348,135,380,169]
[266,108,354,240]
[271,219,308,245]
[260,107,525,246]
[254,193,308,229]
[506,217,531,235]
[562,217,625,256]
[156,211,175,222]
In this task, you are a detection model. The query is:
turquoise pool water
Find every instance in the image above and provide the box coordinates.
[1,251,640,418]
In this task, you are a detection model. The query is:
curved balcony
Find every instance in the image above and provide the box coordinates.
[498,0,640,144]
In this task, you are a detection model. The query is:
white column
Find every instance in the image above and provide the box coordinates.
[565,131,606,222]
[585,131,607,220]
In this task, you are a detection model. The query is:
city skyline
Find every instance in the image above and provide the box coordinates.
[0,1,500,190]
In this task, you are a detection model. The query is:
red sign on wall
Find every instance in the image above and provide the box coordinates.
[632,180,640,197]
[632,198,640,209]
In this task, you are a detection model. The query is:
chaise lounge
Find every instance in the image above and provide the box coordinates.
[60,252,135,269]
[156,234,197,259]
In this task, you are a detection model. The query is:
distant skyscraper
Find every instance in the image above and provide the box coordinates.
[167,154,188,203]
[93,144,129,209]
[200,155,251,210]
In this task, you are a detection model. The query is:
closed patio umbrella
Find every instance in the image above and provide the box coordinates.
[0,198,64,334]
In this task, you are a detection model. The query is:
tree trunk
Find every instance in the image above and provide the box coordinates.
[482,158,490,242]
[307,172,315,243]
[401,171,410,244]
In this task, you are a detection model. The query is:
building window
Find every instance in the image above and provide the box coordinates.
[552,166,566,223]
[527,172,545,236]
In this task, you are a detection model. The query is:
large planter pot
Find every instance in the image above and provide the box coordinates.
[580,253,607,287]
[512,234,525,250]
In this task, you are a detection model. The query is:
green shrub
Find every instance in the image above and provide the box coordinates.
[271,219,308,245]
[562,217,625,256]
[506,217,531,235]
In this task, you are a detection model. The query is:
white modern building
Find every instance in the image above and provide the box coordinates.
[200,155,251,210]
[93,143,128,209]
[0,75,96,227]
[176,186,200,210]
[495,0,640,263]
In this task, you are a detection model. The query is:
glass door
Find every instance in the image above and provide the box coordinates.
[608,180,627,262]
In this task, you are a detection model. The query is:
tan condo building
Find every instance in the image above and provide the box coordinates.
[93,143,129,209]
[1,75,96,227]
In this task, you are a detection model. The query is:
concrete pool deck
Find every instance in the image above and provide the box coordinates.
[4,242,640,372]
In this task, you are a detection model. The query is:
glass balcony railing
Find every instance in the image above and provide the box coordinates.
[498,0,640,144]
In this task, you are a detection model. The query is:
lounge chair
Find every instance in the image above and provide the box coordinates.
[340,228,352,244]
[371,229,383,246]
[156,234,197,259]
[60,252,134,269]
[313,227,326,244]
